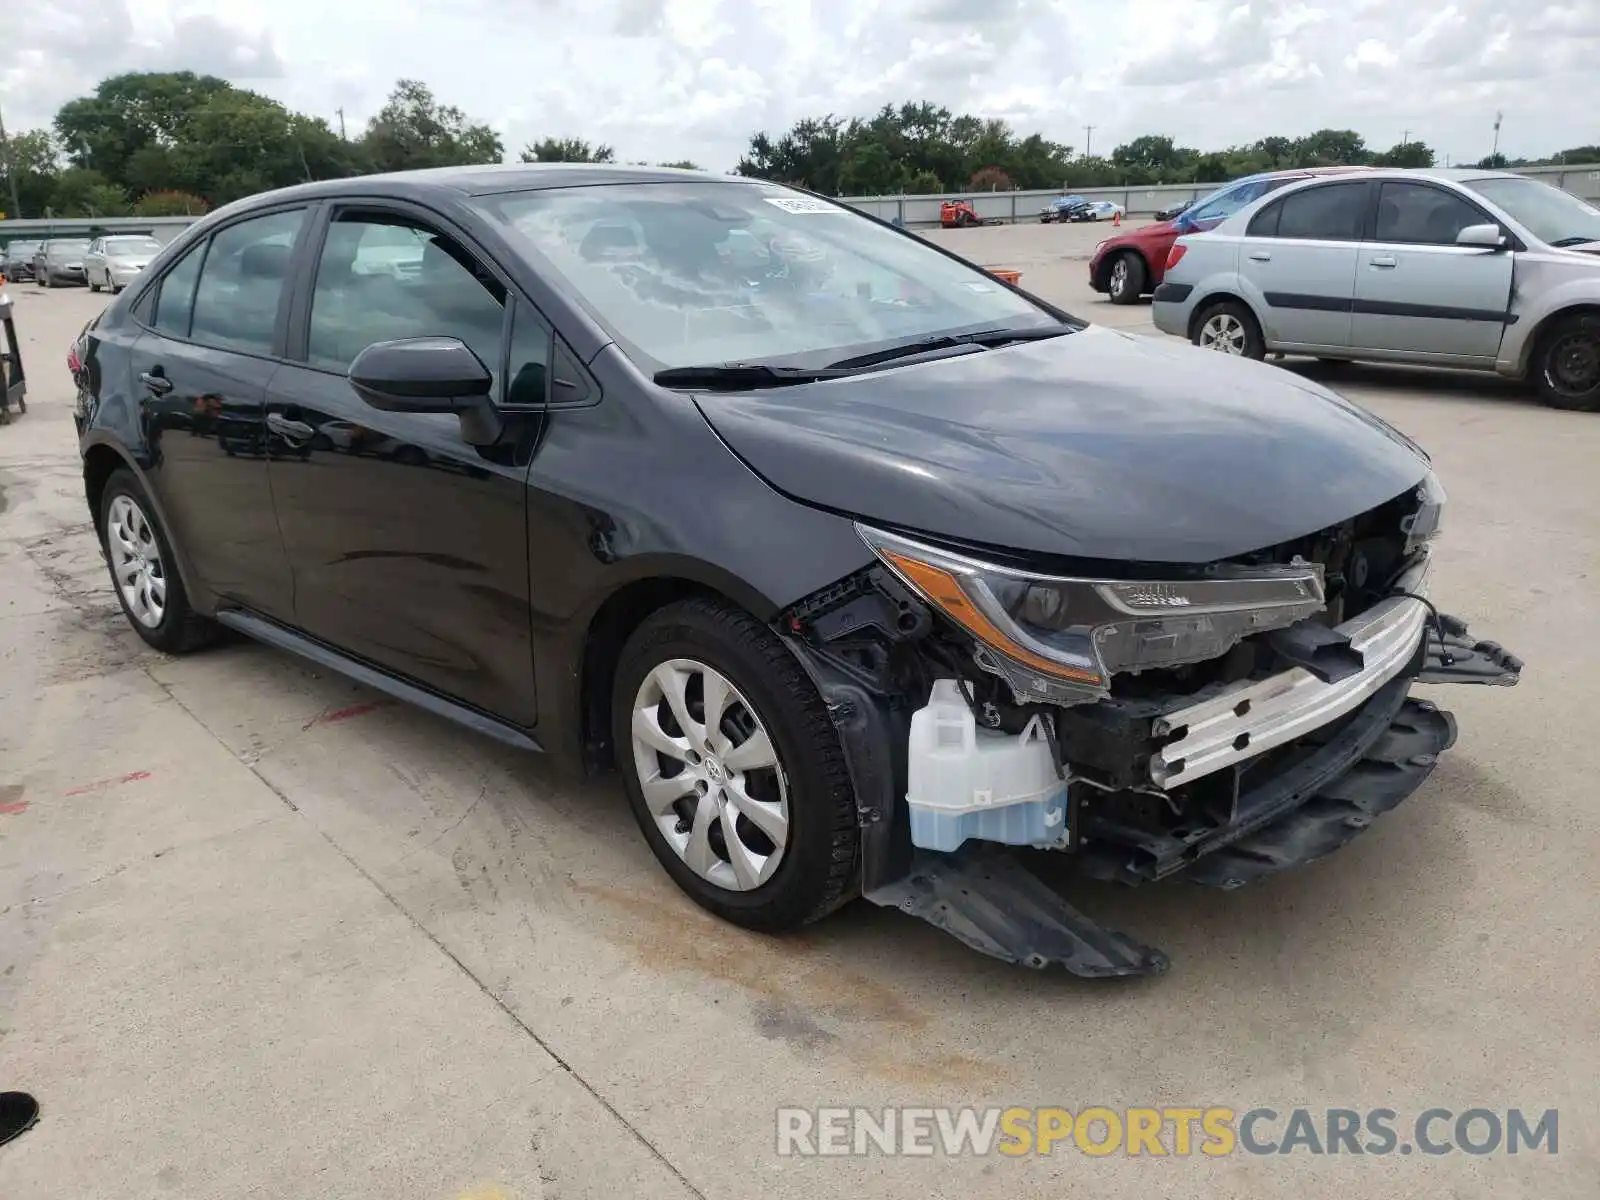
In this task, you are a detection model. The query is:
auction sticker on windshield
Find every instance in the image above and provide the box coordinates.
[764,197,843,214]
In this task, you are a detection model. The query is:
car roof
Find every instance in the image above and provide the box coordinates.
[218,162,750,210]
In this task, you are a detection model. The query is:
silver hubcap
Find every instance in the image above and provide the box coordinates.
[1199,313,1248,354]
[106,494,167,627]
[630,658,790,892]
[1109,259,1128,293]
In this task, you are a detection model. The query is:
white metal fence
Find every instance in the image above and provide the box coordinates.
[838,163,1600,227]
[4,165,1598,242]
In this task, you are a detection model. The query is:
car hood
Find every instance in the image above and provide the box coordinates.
[693,326,1430,564]
[109,256,154,267]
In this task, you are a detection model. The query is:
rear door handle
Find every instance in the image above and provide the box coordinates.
[1247,251,1272,262]
[139,371,173,395]
[1369,255,1397,268]
[266,413,315,440]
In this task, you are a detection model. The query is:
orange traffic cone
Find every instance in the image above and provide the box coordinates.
[1112,209,1122,227]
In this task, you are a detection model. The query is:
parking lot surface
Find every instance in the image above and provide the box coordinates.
[1,222,1596,1199]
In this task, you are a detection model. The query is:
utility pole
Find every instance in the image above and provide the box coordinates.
[1492,111,1503,160]
[336,107,347,141]
[0,95,24,220]
[1402,129,1411,146]
[1083,125,1096,159]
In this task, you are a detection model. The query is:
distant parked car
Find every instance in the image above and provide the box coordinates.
[2,240,42,281]
[1038,195,1090,223]
[85,234,164,294]
[1074,200,1125,223]
[1089,166,1373,305]
[33,238,92,288]
[1152,167,1600,410]
[1154,200,1192,222]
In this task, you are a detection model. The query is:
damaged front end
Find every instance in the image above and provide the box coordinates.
[779,475,1522,979]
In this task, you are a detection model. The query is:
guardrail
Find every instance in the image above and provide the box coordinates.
[839,163,1600,227]
[3,165,1597,241]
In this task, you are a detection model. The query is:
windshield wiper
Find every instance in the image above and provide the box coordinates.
[1549,236,1599,248]
[824,323,1075,370]
[652,363,853,390]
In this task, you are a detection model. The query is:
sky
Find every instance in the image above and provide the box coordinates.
[3,0,1598,175]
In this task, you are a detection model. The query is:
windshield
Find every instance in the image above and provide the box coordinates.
[104,236,162,255]
[1463,177,1600,246]
[50,240,90,254]
[7,242,39,256]
[474,181,1059,372]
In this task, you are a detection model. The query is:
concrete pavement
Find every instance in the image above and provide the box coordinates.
[1,226,1596,1199]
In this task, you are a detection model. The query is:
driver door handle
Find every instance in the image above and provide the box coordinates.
[139,371,173,395]
[266,413,315,440]
[1247,250,1272,262]
[1369,255,1397,268]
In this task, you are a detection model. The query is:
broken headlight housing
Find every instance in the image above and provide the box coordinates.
[859,525,1327,705]
[1401,470,1446,554]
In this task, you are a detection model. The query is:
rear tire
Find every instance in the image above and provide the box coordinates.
[1192,299,1266,360]
[98,469,220,654]
[1107,252,1146,305]
[1531,312,1600,412]
[612,596,859,933]
[90,274,102,293]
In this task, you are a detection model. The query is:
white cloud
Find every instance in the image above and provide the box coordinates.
[2,0,1597,175]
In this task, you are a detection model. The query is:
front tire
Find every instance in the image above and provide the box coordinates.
[612,597,859,932]
[1107,252,1146,305]
[1532,312,1600,411]
[1192,299,1266,360]
[99,469,220,654]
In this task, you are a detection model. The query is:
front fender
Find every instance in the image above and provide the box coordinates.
[1500,267,1600,375]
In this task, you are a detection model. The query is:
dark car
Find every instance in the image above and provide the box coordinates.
[2,240,41,281]
[71,165,1521,976]
[33,237,92,287]
[1038,195,1091,223]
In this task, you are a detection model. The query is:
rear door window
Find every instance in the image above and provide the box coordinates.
[152,241,207,338]
[1252,181,1370,241]
[189,209,307,355]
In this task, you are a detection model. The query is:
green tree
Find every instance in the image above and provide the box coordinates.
[45,167,129,216]
[1293,128,1369,166]
[519,137,615,163]
[1,128,60,217]
[657,160,700,170]
[360,79,503,173]
[55,72,234,180]
[1373,141,1435,168]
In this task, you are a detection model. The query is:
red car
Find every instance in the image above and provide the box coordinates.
[1089,166,1373,305]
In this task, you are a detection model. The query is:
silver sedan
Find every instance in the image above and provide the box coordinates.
[1151,168,1600,411]
[85,234,164,295]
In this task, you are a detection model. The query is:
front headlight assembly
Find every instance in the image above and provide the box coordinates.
[859,525,1327,706]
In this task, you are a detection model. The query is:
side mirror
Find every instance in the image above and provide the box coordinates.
[1456,223,1507,250]
[348,336,502,446]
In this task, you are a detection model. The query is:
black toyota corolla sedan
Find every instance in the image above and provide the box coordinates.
[70,164,1522,976]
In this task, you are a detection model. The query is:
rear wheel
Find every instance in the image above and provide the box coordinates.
[1192,299,1266,360]
[1107,252,1146,305]
[99,469,220,654]
[1532,312,1600,412]
[612,597,859,932]
[89,273,102,294]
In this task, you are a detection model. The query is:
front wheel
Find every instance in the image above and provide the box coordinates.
[1107,252,1146,305]
[1192,299,1266,360]
[612,597,859,932]
[1532,312,1600,411]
